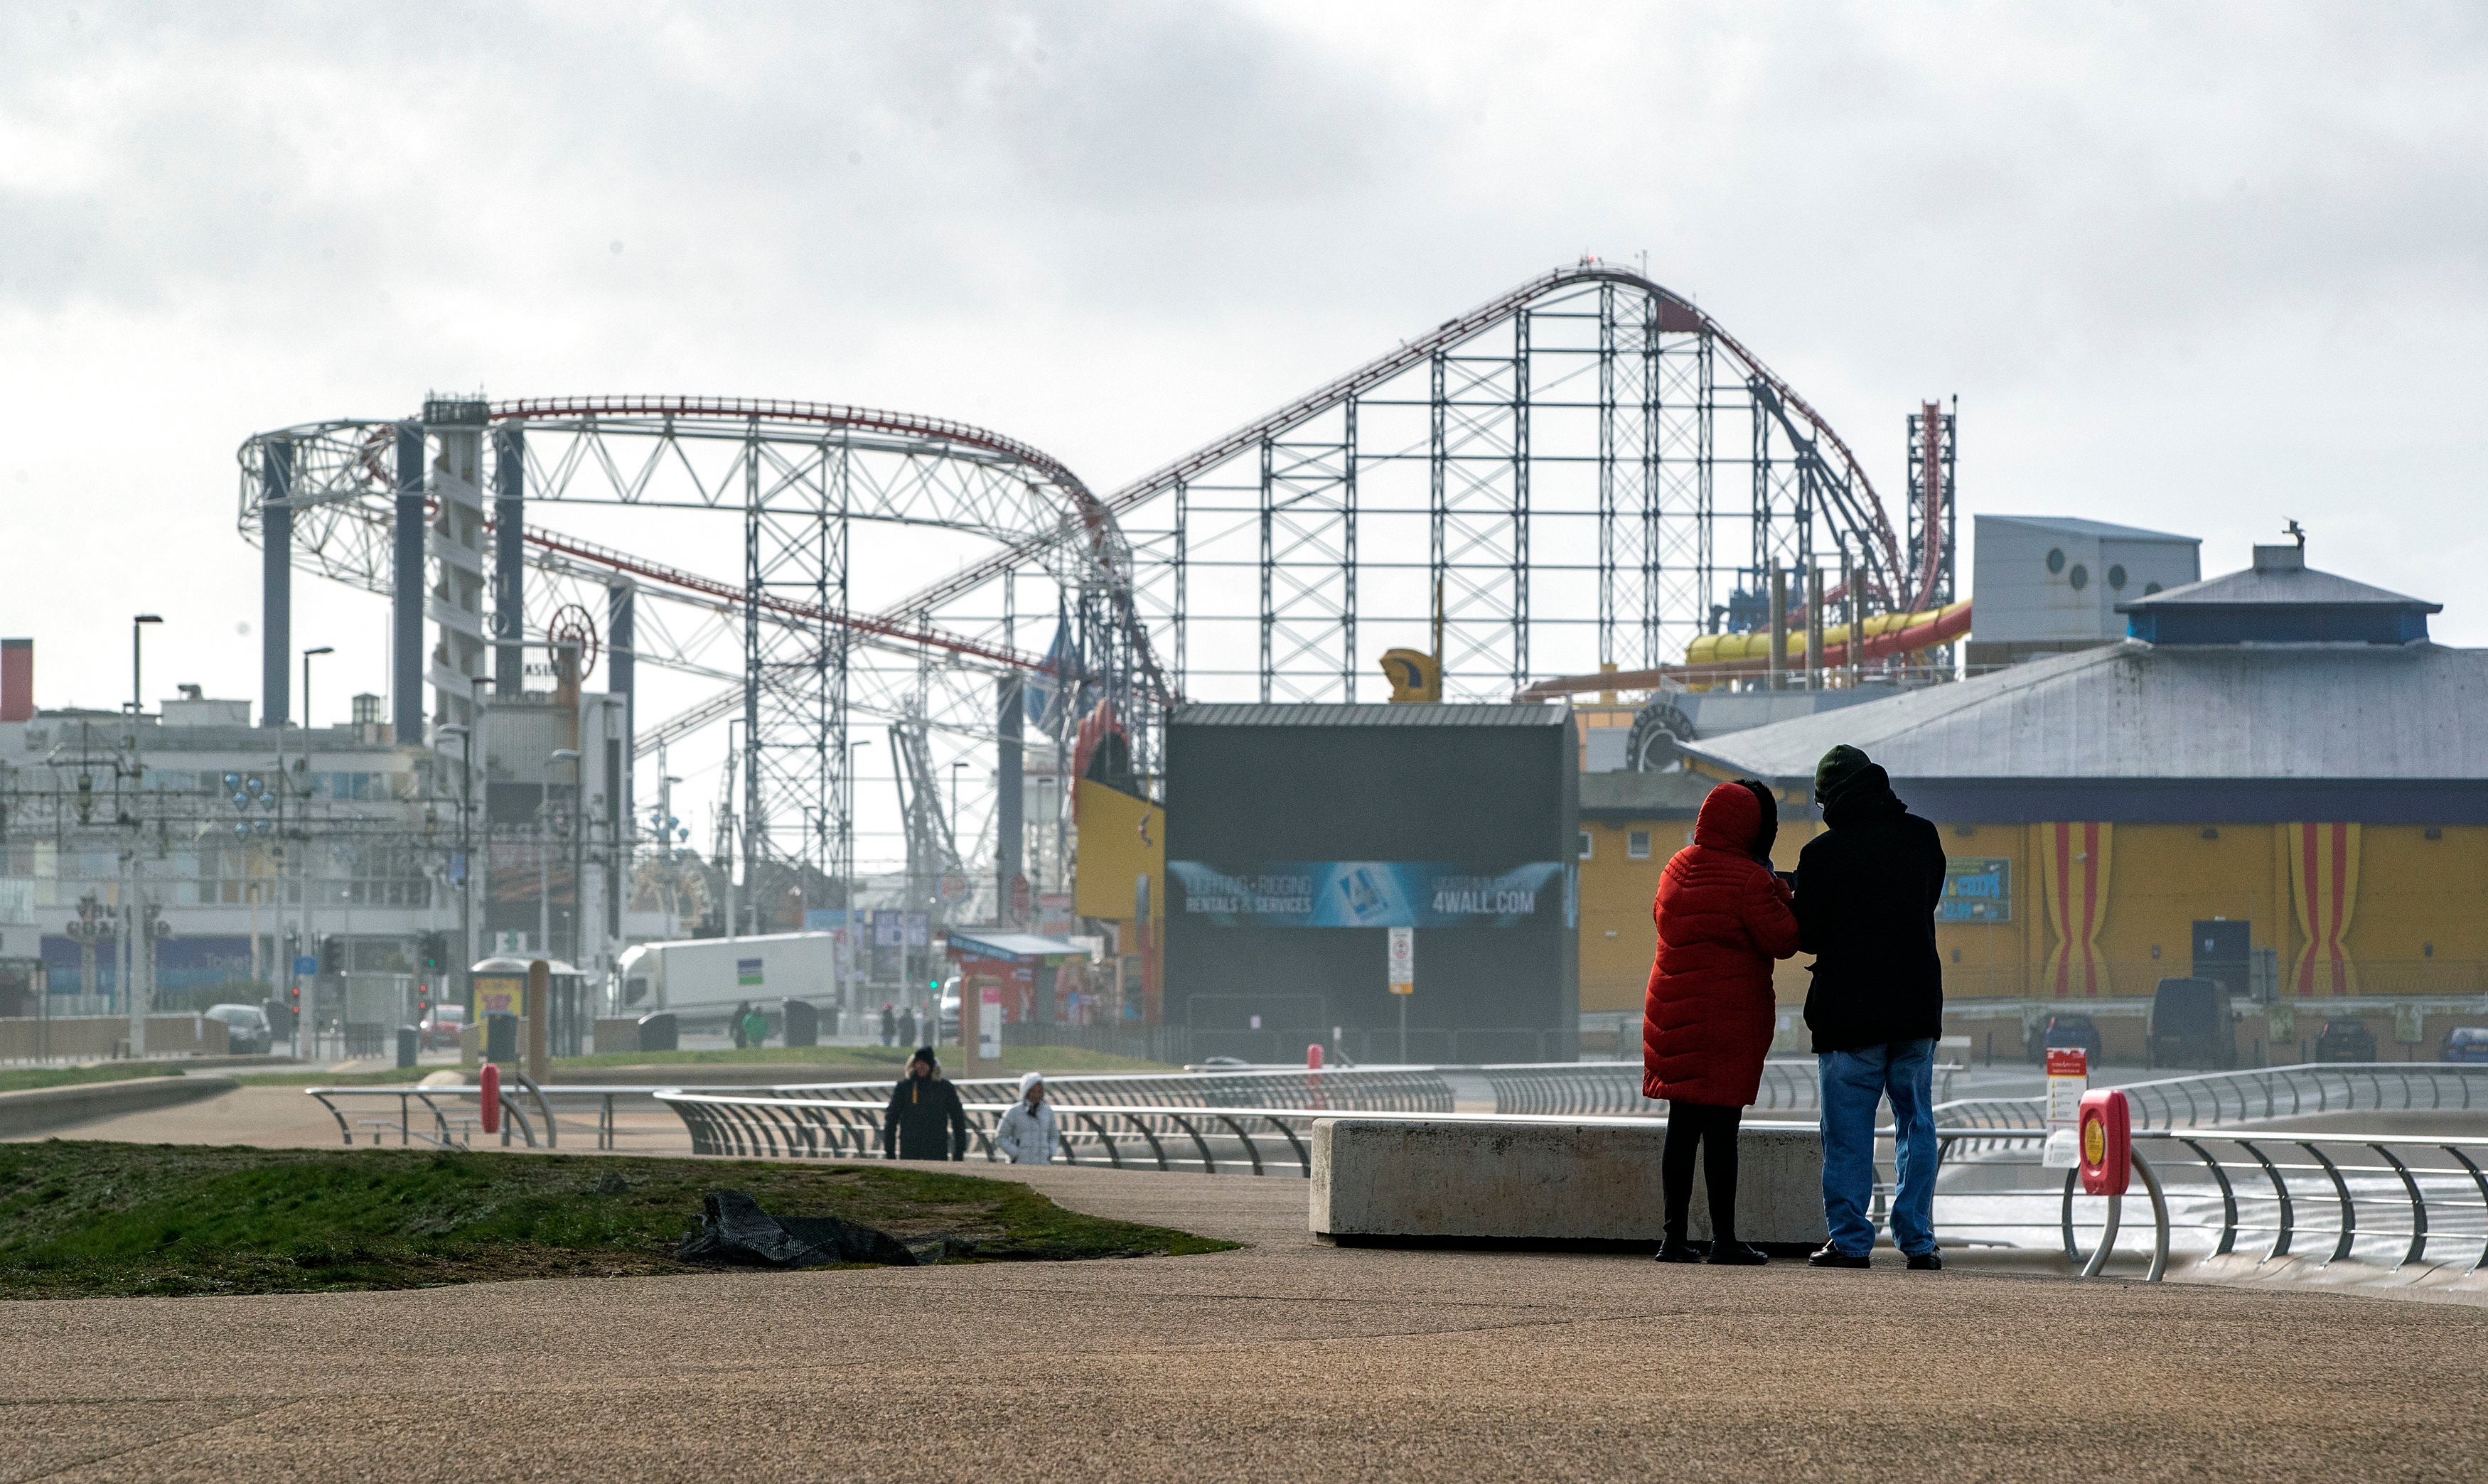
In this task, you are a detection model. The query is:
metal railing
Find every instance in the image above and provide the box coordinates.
[306,1077,656,1151]
[769,1065,1457,1114]
[657,1091,1329,1176]
[1934,1063,2488,1132]
[1480,1060,1818,1116]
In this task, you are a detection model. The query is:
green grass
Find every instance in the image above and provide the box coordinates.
[0,1141,1236,1299]
[0,1064,187,1095]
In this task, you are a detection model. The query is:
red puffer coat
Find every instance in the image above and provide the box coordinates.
[1642,781,1801,1105]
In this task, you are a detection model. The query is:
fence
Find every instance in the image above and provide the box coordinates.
[1934,1063,2488,1132]
[0,1013,230,1063]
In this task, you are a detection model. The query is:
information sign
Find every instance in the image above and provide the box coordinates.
[2043,1047,2088,1168]
[978,984,1003,1060]
[1387,926,1415,995]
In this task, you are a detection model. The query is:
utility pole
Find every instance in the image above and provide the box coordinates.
[127,614,159,1058]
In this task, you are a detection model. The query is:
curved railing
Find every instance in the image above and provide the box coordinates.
[1480,1060,1821,1117]
[763,1065,1455,1114]
[657,1092,1327,1177]
[1934,1063,2488,1133]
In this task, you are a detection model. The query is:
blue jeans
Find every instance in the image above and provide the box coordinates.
[1818,1039,1939,1257]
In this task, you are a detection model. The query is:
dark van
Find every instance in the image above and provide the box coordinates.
[2147,977,2233,1070]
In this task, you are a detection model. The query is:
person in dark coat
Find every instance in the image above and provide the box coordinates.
[730,999,752,1050]
[1644,779,1801,1265]
[882,1046,970,1161]
[897,1004,919,1048]
[879,1002,897,1048]
[1796,744,1948,1270]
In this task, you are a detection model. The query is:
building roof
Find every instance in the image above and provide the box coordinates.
[1170,702,1570,728]
[1679,640,2488,787]
[2115,556,2440,613]
[944,930,1092,963]
[1979,514,2199,543]
[1580,768,1719,819]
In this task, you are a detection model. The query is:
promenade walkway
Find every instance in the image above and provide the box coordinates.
[4,1148,2486,1475]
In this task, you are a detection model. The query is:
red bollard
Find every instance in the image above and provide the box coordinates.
[479,1060,500,1136]
[1307,1043,1324,1070]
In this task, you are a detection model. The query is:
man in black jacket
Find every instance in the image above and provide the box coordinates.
[1794,745,1948,1270]
[883,1047,971,1161]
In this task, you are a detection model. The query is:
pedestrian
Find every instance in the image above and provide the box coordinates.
[730,999,752,1050]
[1796,745,1948,1271]
[880,1001,897,1048]
[881,1045,970,1161]
[1644,779,1801,1265]
[898,1004,918,1048]
[741,1004,771,1051]
[993,1071,1063,1165]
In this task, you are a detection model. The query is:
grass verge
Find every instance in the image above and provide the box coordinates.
[0,1064,187,1095]
[0,1141,1236,1299]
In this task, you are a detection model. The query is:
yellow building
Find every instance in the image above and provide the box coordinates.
[1673,544,2484,1060]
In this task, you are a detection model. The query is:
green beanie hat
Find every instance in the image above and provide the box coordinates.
[1814,744,1872,800]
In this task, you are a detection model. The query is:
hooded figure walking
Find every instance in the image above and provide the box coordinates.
[993,1071,1063,1164]
[1798,745,1948,1270]
[882,1046,971,1161]
[1644,779,1801,1264]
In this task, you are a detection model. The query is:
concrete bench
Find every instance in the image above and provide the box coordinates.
[1309,1117,1830,1249]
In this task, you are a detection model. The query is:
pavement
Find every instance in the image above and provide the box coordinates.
[8,1088,2488,1479]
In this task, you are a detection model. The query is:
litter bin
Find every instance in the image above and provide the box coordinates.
[637,1011,679,1053]
[781,999,819,1048]
[485,1011,520,1065]
[396,1025,419,1070]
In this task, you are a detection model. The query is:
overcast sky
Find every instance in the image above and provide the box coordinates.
[4,1,2482,814]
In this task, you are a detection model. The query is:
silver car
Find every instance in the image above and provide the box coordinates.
[203,1003,273,1055]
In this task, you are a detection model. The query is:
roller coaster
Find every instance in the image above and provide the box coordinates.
[234,260,1955,915]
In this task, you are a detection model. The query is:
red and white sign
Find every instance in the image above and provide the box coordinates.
[1386,926,1415,995]
[2043,1048,2088,1168]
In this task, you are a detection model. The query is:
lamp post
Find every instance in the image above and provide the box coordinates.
[126,615,160,1056]
[439,723,473,1015]
[843,738,872,1017]
[300,646,333,733]
[552,748,581,964]
[295,646,331,1059]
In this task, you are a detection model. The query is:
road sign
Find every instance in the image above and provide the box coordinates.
[292,955,317,977]
[1387,926,1415,995]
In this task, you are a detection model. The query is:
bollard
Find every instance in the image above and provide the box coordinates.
[480,1060,500,1136]
[1307,1043,1324,1070]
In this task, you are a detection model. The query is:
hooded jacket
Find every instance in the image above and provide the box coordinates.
[882,1060,971,1161]
[994,1075,1063,1165]
[1794,761,1948,1053]
[1642,781,1802,1105]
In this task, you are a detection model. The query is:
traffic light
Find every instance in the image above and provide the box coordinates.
[415,985,431,1021]
[317,935,342,974]
[417,931,447,976]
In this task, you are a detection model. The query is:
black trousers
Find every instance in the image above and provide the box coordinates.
[1662,1100,1744,1244]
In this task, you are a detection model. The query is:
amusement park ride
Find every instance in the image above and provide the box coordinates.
[230,261,1963,913]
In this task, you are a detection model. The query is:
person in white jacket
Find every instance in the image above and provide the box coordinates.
[993,1071,1063,1165]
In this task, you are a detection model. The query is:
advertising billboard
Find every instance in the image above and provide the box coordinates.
[1169,861,1563,928]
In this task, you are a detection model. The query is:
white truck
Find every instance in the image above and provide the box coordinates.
[615,932,840,1020]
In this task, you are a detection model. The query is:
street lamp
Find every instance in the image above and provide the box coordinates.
[300,646,333,733]
[130,615,161,722]
[551,748,581,965]
[439,723,473,1010]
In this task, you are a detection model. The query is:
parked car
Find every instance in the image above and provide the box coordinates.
[2313,1016,2379,1063]
[2032,1013,2105,1066]
[419,1003,468,1050]
[2147,978,2234,1070]
[202,1003,272,1055]
[2441,1026,2488,1063]
[938,986,960,1045]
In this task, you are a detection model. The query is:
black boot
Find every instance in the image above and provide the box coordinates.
[1655,1235,1707,1264]
[1705,1238,1769,1266]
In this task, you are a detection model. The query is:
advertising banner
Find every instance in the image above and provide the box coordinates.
[1937,858,2011,923]
[1167,861,1564,928]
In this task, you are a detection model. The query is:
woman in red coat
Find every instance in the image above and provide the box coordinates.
[1643,779,1801,1264]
